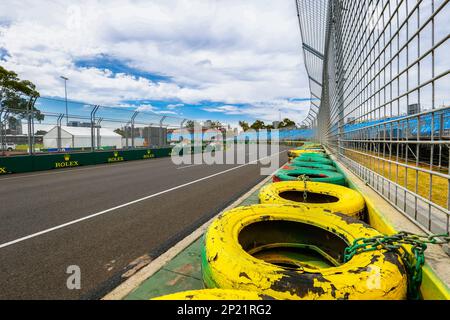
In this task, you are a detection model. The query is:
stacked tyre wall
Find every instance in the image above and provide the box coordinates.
[185,143,449,300]
[187,144,414,300]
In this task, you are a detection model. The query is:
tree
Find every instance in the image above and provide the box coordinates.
[239,121,250,132]
[185,120,195,129]
[0,66,43,121]
[279,118,297,129]
[250,120,266,130]
[210,121,223,129]
[36,130,48,136]
[114,128,126,137]
[7,116,20,129]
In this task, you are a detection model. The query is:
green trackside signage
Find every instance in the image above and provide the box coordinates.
[55,154,80,169]
[0,147,173,175]
[107,151,125,163]
[143,149,155,159]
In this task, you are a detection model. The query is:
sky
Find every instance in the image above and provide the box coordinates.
[0,0,311,128]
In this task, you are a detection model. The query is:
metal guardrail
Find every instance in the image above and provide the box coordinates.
[297,0,450,234]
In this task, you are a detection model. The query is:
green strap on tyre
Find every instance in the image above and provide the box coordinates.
[274,168,346,186]
[344,231,450,300]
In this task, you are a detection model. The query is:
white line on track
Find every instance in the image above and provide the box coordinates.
[0,151,286,250]
[102,171,277,300]
[176,164,202,170]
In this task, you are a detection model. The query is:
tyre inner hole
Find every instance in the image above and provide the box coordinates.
[279,191,339,203]
[239,221,348,270]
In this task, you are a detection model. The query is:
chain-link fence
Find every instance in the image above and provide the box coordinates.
[0,96,190,156]
[297,0,450,234]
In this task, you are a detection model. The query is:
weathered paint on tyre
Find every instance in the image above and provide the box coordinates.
[288,149,325,159]
[259,181,365,219]
[202,204,408,300]
[153,289,276,300]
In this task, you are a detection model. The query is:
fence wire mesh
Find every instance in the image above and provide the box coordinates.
[297,0,450,234]
[0,96,189,156]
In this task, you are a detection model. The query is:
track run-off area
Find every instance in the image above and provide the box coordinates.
[0,145,288,299]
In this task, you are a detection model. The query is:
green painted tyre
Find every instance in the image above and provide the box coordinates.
[305,148,325,152]
[292,156,334,166]
[282,162,337,172]
[302,146,324,149]
[273,168,346,186]
[296,152,329,158]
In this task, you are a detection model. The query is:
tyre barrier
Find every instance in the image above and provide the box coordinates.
[201,204,408,300]
[259,181,365,219]
[292,156,334,166]
[295,152,329,159]
[273,168,346,186]
[153,289,277,300]
[300,149,325,153]
[301,147,325,151]
[282,162,337,172]
[288,149,324,159]
[301,143,323,149]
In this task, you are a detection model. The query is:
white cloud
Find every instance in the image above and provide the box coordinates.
[202,100,310,123]
[135,104,157,112]
[167,103,184,109]
[155,110,178,115]
[133,104,179,116]
[203,105,242,115]
[0,0,310,121]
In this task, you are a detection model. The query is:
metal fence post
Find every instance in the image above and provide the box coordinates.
[26,97,33,155]
[178,119,187,143]
[124,121,130,149]
[146,123,151,148]
[159,116,167,148]
[131,111,138,149]
[332,0,345,158]
[57,113,64,151]
[90,105,99,152]
[96,117,103,150]
[0,108,5,156]
[30,96,38,154]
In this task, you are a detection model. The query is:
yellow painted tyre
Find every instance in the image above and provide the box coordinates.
[288,149,324,159]
[303,143,322,148]
[301,148,325,152]
[259,181,365,219]
[202,205,407,300]
[153,289,277,300]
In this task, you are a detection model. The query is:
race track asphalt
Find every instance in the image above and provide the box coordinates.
[0,146,288,299]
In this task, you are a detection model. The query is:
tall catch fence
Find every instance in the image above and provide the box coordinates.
[297,0,450,234]
[0,96,189,156]
[0,94,315,158]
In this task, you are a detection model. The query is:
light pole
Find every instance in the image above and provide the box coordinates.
[60,76,69,125]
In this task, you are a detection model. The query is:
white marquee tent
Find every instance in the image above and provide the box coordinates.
[43,126,123,149]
